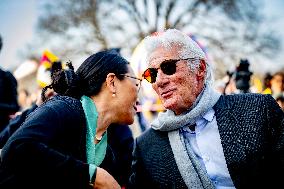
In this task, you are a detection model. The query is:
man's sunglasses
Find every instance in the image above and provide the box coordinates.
[142,58,198,83]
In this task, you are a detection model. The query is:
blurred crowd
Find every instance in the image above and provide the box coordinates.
[214,69,284,111]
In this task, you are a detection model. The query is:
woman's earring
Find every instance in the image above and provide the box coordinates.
[112,93,116,97]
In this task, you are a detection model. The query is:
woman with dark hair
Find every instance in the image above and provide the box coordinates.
[0,50,142,189]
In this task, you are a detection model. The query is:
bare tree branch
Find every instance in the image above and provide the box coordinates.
[32,0,280,77]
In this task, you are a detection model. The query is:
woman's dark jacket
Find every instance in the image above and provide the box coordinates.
[0,104,38,148]
[0,95,134,189]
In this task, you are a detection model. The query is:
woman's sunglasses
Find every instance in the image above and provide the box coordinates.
[142,58,197,83]
[119,74,142,92]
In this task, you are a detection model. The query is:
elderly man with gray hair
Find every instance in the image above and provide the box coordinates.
[128,29,284,189]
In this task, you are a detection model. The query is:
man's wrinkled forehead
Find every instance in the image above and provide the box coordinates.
[146,45,177,66]
[146,44,195,67]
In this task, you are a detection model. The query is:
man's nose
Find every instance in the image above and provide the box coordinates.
[155,69,169,86]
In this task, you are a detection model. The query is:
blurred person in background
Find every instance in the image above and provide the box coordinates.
[0,50,141,189]
[128,29,284,189]
[262,72,273,95]
[270,71,284,99]
[17,89,31,111]
[0,35,20,132]
[276,95,284,111]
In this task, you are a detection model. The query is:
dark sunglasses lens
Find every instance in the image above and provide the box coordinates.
[160,61,177,75]
[143,68,157,83]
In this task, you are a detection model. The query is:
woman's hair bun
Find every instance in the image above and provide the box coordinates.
[41,61,82,102]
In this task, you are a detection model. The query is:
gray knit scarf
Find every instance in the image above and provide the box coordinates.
[151,85,220,189]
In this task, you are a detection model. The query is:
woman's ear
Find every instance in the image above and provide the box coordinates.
[106,73,116,94]
[197,59,206,80]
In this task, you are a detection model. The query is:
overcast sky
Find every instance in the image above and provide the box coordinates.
[0,0,284,73]
[0,0,37,70]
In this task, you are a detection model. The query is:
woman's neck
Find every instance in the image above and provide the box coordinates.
[90,94,114,137]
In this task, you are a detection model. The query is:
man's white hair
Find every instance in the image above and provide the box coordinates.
[144,28,213,86]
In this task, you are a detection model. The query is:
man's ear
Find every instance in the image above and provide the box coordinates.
[197,59,206,80]
[106,73,116,93]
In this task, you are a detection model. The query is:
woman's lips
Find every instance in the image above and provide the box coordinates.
[133,105,137,111]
